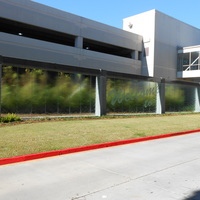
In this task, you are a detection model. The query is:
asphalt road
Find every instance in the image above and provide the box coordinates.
[1,132,200,200]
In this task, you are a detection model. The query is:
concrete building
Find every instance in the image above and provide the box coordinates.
[0,0,142,76]
[1,0,200,116]
[2,1,200,82]
[123,9,200,81]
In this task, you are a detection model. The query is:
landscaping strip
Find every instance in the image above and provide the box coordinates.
[1,129,200,166]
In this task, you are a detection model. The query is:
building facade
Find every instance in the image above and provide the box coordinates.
[1,0,200,117]
[123,9,200,81]
[0,0,142,76]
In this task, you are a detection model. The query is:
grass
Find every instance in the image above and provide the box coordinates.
[1,113,200,159]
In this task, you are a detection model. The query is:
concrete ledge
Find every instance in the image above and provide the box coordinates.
[1,129,200,166]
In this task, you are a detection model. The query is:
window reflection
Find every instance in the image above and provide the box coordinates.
[106,78,157,114]
[1,66,95,116]
[165,83,195,112]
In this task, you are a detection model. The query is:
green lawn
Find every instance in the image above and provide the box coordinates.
[1,114,200,159]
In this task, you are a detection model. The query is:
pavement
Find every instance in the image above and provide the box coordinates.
[1,132,200,200]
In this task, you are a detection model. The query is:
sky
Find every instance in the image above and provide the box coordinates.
[31,0,200,29]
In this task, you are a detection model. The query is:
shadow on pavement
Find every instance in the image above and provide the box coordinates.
[184,191,200,200]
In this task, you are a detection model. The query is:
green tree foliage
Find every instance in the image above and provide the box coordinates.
[1,66,95,115]
[1,66,194,116]
[106,78,157,113]
[165,85,194,112]
[106,79,193,113]
[0,113,21,123]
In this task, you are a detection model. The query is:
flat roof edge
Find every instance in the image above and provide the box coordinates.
[178,45,200,53]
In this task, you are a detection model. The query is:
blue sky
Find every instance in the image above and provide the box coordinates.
[32,0,200,29]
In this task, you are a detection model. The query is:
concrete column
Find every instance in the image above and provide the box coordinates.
[194,87,200,112]
[156,78,165,114]
[75,36,83,49]
[131,50,136,59]
[95,70,107,116]
[135,51,139,60]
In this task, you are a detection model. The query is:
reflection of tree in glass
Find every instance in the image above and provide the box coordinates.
[106,78,156,113]
[165,85,185,112]
[2,66,95,115]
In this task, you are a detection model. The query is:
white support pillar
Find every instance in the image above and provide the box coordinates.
[156,78,165,114]
[95,70,107,116]
[194,87,200,112]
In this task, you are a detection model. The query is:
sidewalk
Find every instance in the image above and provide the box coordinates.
[1,132,200,200]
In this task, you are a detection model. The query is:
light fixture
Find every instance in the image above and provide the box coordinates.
[128,23,133,29]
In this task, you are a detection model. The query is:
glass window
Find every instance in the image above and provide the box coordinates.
[190,52,200,70]
[183,53,190,66]
[191,52,199,64]
[165,83,195,112]
[106,78,157,114]
[1,65,95,117]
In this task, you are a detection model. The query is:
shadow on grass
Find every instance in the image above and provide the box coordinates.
[184,191,200,200]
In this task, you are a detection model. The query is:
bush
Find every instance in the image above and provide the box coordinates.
[0,113,22,123]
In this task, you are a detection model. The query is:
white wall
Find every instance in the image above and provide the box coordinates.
[123,10,156,77]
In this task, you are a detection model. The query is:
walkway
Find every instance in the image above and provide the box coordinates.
[1,132,200,200]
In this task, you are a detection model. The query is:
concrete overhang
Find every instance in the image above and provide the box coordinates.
[177,70,200,78]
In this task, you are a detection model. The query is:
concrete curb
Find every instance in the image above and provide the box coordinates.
[1,129,200,166]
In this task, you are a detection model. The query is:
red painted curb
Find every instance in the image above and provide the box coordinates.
[1,129,200,166]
